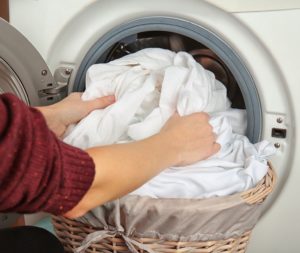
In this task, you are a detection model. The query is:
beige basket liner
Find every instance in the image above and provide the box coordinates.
[77,192,263,242]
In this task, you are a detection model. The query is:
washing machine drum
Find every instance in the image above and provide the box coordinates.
[0,18,55,106]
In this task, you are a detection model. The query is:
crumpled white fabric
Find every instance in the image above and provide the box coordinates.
[64,48,275,198]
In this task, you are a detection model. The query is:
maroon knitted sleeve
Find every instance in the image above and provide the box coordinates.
[0,93,95,215]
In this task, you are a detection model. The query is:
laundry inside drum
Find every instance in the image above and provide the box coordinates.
[101,31,245,109]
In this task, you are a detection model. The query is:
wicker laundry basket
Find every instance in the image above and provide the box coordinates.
[52,163,275,253]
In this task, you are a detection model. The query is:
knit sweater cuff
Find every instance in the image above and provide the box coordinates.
[45,141,95,215]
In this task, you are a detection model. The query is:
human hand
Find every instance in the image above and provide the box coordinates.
[37,92,115,137]
[159,112,220,166]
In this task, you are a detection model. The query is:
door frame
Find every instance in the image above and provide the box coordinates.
[0,0,9,21]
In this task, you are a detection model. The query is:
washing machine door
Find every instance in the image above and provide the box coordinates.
[0,18,65,106]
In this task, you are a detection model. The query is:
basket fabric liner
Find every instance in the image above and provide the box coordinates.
[75,193,263,252]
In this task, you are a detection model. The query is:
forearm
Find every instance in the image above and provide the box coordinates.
[65,133,177,218]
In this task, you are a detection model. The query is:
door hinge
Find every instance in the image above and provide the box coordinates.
[39,67,72,104]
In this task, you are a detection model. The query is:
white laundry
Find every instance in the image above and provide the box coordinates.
[64,48,275,198]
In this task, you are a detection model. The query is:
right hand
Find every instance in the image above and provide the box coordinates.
[159,112,220,166]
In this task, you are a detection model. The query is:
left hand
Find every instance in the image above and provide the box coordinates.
[36,92,115,137]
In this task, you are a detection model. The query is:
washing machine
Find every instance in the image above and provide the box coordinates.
[1,0,299,252]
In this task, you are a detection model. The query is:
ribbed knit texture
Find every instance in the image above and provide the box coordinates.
[0,93,95,215]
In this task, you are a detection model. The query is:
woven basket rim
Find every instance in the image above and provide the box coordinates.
[241,162,276,204]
